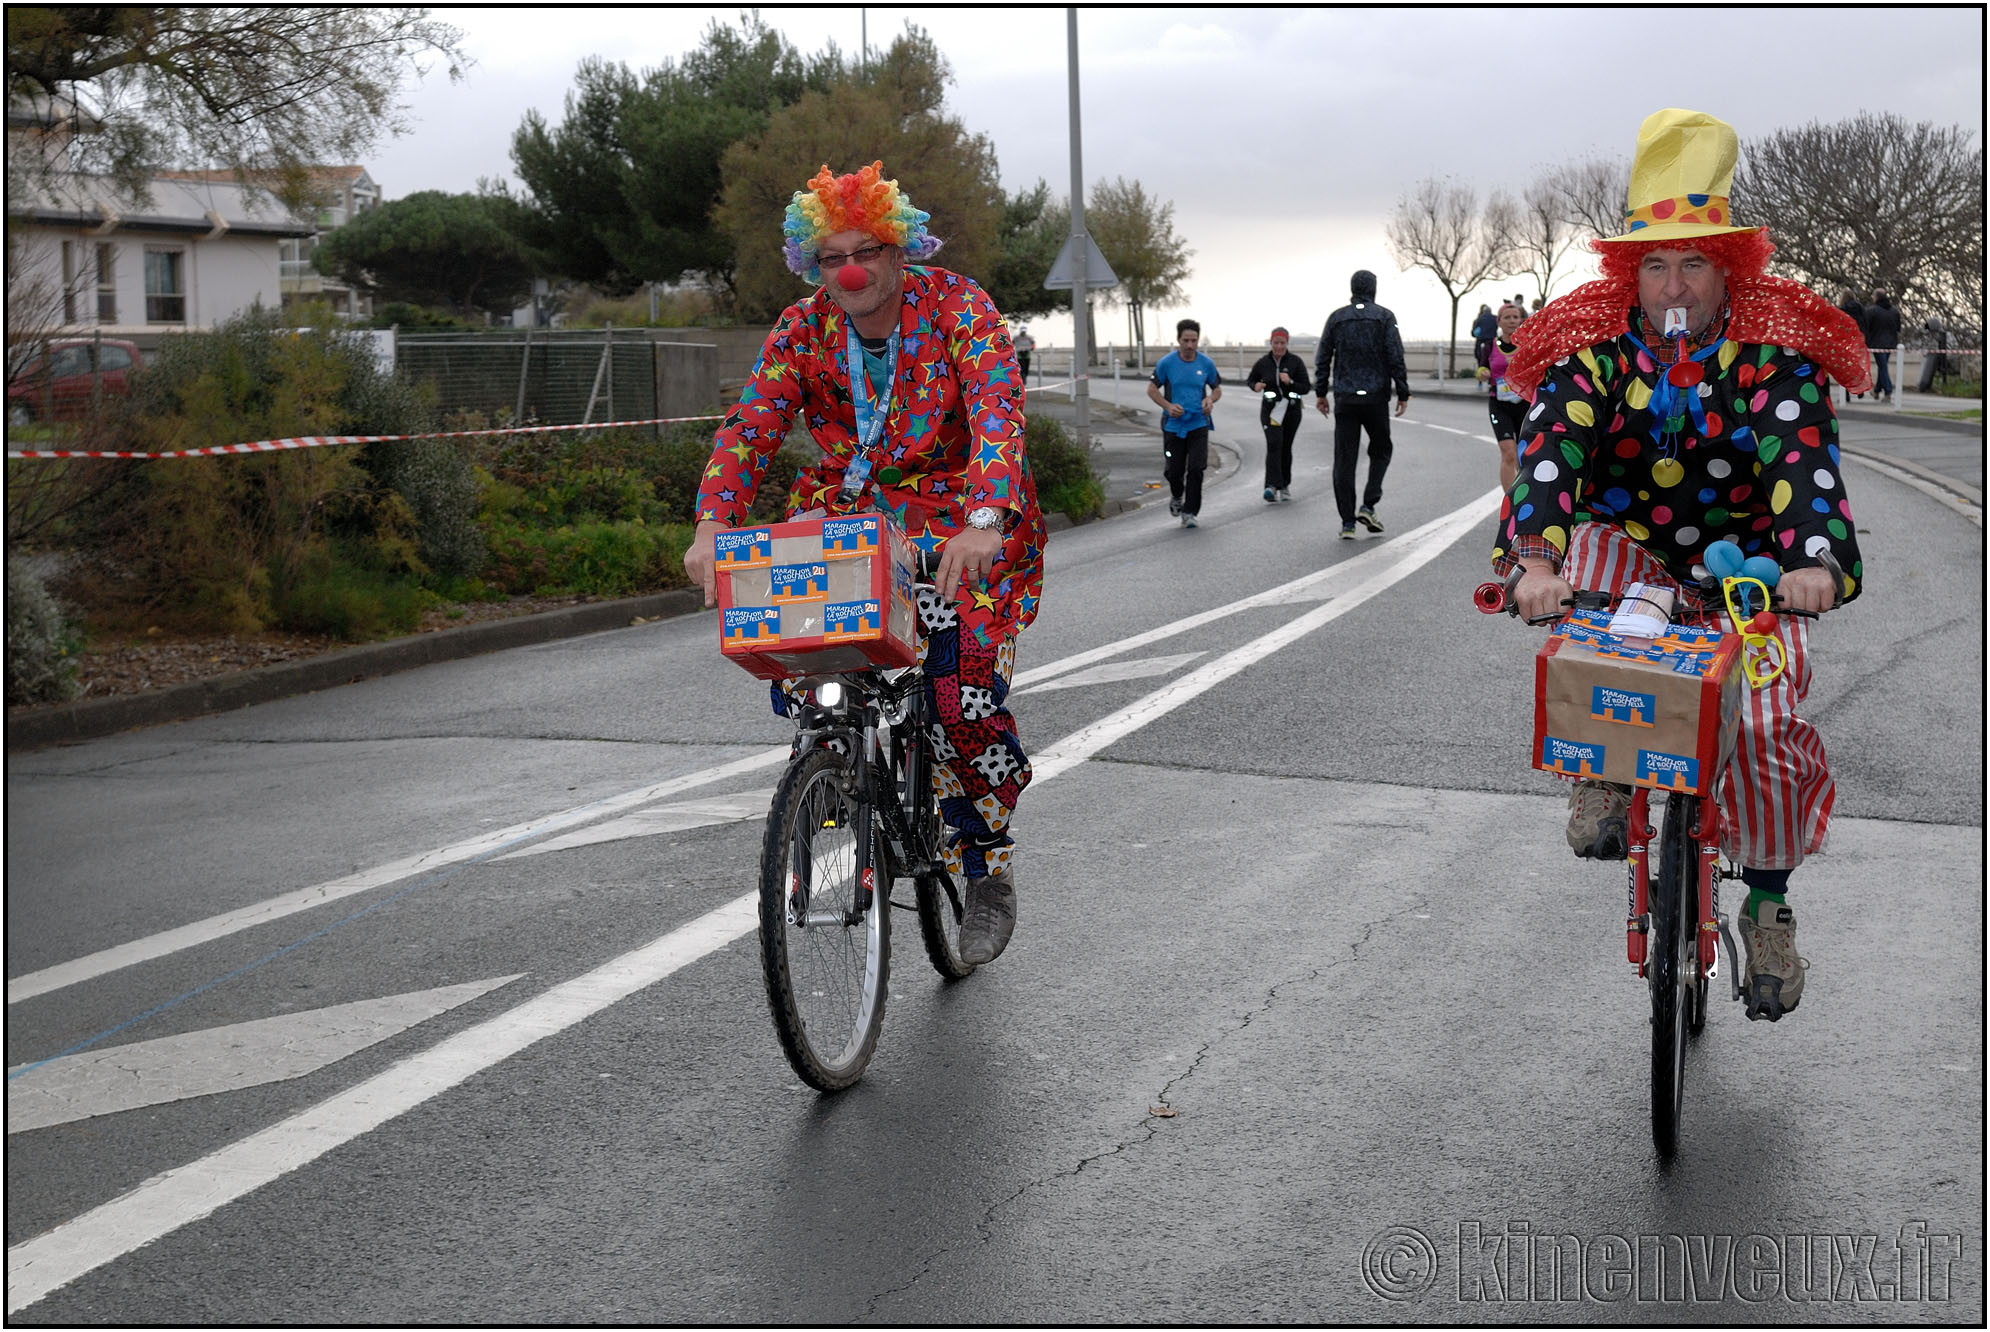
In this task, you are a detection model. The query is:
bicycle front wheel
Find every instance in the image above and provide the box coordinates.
[1649,792,1695,1156]
[758,749,889,1091]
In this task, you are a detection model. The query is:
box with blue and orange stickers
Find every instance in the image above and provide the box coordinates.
[1533,613,1743,796]
[715,513,917,679]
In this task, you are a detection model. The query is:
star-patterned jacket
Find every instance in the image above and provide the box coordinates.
[1492,326,1864,602]
[694,266,1046,640]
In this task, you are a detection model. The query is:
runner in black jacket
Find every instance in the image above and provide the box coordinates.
[1248,327,1312,501]
[1313,270,1410,538]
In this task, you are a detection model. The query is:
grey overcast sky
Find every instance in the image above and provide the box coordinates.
[367,6,1985,347]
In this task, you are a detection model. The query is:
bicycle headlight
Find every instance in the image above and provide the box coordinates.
[814,682,844,709]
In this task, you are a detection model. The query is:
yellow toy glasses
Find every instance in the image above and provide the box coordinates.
[1721,576,1786,688]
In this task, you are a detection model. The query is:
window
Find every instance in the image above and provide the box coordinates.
[98,344,134,372]
[61,241,79,322]
[145,249,185,323]
[47,345,92,378]
[95,243,117,322]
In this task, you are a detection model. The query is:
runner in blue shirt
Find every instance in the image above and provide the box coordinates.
[1145,318,1223,528]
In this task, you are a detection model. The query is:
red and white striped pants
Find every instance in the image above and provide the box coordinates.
[1560,523,1833,870]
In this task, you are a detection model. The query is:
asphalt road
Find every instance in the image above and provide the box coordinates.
[7,395,1983,1323]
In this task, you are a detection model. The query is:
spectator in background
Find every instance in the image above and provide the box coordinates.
[1837,291,1869,400]
[1864,291,1901,404]
[1471,303,1498,369]
[1478,301,1529,491]
[1013,324,1035,385]
[1146,318,1222,529]
[1249,326,1311,502]
[1313,269,1410,540]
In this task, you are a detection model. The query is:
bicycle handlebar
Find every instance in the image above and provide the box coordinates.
[1475,546,1847,627]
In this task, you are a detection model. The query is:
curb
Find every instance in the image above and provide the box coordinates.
[1833,404,1985,439]
[6,588,706,751]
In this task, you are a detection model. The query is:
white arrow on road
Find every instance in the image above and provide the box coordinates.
[6,976,522,1134]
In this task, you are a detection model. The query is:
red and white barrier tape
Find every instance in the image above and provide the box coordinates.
[5,412,728,460]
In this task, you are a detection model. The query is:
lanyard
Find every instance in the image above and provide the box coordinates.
[841,326,900,496]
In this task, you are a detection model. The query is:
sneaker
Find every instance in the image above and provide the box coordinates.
[1340,524,1356,540]
[1566,779,1632,859]
[1737,899,1807,1021]
[1356,506,1383,533]
[958,870,1016,965]
[1182,513,1198,529]
[1277,489,1292,502]
[1168,498,1183,518]
[1264,487,1277,503]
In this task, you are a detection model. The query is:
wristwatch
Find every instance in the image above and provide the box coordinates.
[966,506,1005,531]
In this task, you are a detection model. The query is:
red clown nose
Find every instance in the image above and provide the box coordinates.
[835,263,868,292]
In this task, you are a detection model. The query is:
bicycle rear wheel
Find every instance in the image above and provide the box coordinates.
[916,855,977,980]
[758,748,889,1091]
[1649,792,1695,1155]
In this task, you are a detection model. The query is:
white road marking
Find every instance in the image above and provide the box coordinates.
[1010,652,1204,695]
[496,791,775,860]
[4,489,1497,1313]
[6,976,522,1134]
[5,748,790,1006]
[1030,493,1496,783]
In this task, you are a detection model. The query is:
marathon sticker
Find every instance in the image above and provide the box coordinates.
[1591,685,1656,727]
[1637,749,1700,792]
[823,599,882,641]
[822,516,880,557]
[714,527,774,569]
[769,562,830,601]
[1668,653,1716,677]
[1541,736,1607,779]
[722,605,781,646]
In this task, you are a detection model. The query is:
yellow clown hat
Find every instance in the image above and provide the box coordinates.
[1600,108,1763,244]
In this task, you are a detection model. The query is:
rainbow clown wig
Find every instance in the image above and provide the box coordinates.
[782,161,943,283]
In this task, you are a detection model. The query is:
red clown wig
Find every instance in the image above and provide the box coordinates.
[1504,231,1872,395]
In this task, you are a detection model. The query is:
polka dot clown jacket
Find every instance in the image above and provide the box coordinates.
[694,266,1047,641]
[1492,332,1864,601]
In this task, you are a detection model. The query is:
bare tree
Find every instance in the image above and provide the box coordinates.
[1087,176,1192,370]
[1540,156,1630,243]
[1499,181,1580,304]
[5,7,466,210]
[1735,113,1983,340]
[1385,178,1517,374]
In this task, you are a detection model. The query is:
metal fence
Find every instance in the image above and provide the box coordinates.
[395,329,658,427]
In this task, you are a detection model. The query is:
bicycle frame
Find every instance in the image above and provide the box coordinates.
[1623,789,1727,984]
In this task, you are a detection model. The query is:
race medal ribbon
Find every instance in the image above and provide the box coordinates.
[841,327,901,498]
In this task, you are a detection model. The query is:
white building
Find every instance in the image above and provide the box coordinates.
[9,172,317,342]
[160,166,382,317]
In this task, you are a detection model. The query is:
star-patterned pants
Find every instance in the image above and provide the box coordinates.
[915,586,1031,880]
[1562,523,1833,872]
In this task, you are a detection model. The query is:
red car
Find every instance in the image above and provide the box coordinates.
[6,339,144,425]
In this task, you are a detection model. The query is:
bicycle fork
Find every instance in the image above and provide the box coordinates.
[1626,792,1652,974]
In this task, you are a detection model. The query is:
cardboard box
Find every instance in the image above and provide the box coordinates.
[1533,609,1744,796]
[716,514,918,679]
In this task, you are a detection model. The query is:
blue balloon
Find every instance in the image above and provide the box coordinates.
[1739,555,1781,588]
[1704,539,1744,579]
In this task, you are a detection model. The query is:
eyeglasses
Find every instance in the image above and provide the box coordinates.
[1720,575,1786,688]
[817,243,889,271]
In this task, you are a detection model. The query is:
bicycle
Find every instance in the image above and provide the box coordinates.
[756,580,976,1092]
[1477,551,1842,1155]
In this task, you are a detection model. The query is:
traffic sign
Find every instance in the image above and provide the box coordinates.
[1044,232,1119,290]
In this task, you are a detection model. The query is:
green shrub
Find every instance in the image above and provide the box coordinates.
[481,518,693,597]
[71,307,454,632]
[1024,415,1105,522]
[6,554,81,704]
[269,544,428,639]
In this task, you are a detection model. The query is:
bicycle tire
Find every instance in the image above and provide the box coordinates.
[915,856,977,981]
[1649,792,1694,1155]
[757,748,889,1091]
